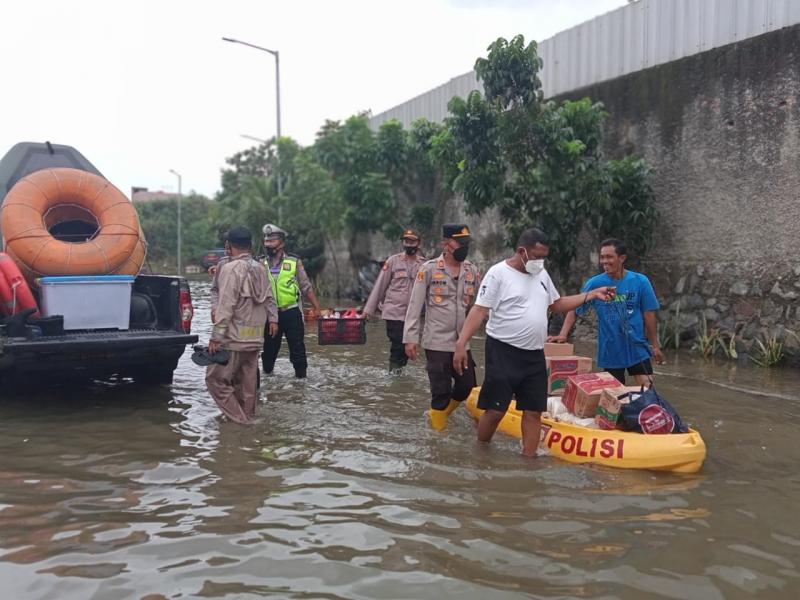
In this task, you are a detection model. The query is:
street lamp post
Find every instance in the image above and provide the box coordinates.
[169,169,182,275]
[222,36,282,196]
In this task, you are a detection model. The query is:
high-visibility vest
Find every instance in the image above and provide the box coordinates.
[266,256,300,308]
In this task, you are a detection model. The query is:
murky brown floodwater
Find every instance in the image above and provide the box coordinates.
[1,280,799,599]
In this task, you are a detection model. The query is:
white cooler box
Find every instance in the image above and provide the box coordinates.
[40,275,134,330]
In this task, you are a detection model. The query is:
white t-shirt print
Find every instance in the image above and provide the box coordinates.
[475,261,561,351]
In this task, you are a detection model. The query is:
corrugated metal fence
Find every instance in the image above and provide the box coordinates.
[370,0,800,129]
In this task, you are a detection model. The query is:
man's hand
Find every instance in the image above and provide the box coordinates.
[652,345,665,365]
[453,344,469,375]
[547,334,568,343]
[363,311,372,321]
[405,343,419,361]
[208,265,217,275]
[269,322,279,338]
[591,286,616,302]
[208,339,221,354]
[306,307,319,319]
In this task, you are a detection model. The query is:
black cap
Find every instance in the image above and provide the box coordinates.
[227,226,252,247]
[442,223,471,242]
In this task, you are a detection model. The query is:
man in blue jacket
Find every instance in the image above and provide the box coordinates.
[550,238,664,385]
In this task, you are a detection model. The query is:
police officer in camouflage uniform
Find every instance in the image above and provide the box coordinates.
[261,224,322,379]
[403,224,481,430]
[364,228,426,373]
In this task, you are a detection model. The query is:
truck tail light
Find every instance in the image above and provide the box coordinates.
[180,289,194,333]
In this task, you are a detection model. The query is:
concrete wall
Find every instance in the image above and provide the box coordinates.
[559,24,800,360]
[327,24,800,363]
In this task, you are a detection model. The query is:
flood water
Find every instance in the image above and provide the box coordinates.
[1,280,799,599]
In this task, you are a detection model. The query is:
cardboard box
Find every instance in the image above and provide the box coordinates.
[546,355,592,395]
[544,342,574,357]
[595,386,641,430]
[562,372,624,417]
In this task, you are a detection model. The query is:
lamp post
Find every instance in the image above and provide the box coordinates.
[222,36,282,196]
[169,169,182,275]
[241,133,268,144]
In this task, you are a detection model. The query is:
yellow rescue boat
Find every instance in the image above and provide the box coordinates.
[465,388,706,474]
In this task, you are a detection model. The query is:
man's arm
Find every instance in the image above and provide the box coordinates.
[263,265,280,337]
[402,269,428,360]
[644,310,665,364]
[363,258,392,318]
[209,265,239,352]
[549,310,577,343]
[296,260,322,314]
[551,288,614,314]
[453,305,490,374]
[638,276,664,364]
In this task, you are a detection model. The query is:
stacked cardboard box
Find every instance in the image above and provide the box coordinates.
[595,386,643,430]
[562,372,627,418]
[544,342,574,357]
[546,356,593,395]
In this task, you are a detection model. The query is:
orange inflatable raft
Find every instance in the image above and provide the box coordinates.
[465,388,706,474]
[0,167,147,286]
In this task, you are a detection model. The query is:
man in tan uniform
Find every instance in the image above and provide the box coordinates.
[206,227,278,423]
[364,228,426,372]
[403,223,481,430]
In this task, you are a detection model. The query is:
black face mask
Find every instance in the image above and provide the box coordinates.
[451,245,469,262]
[403,245,418,255]
[265,247,279,257]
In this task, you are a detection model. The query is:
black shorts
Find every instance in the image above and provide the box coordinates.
[477,336,548,413]
[606,359,653,384]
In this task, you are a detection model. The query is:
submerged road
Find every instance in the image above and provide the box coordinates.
[1,280,799,599]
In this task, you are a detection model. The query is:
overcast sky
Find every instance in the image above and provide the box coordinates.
[0,0,625,198]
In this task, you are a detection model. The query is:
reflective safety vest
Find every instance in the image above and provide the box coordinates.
[266,256,301,308]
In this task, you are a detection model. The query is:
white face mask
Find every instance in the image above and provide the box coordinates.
[522,249,545,275]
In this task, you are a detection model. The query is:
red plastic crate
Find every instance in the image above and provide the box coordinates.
[317,317,367,345]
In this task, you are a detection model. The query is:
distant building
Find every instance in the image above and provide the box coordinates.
[131,186,179,203]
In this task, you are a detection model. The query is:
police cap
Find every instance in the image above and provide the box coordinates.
[442,223,471,243]
[399,228,421,241]
[262,223,287,239]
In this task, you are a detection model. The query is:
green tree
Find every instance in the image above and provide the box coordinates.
[376,118,454,246]
[136,193,217,270]
[446,34,657,283]
[314,115,394,241]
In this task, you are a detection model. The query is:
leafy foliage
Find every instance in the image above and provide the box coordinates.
[210,112,456,282]
[136,194,217,270]
[692,314,738,361]
[314,114,394,237]
[593,156,659,266]
[445,35,658,283]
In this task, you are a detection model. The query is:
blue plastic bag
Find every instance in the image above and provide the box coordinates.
[620,386,689,434]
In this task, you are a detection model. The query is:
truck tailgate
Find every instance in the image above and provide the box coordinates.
[2,329,198,352]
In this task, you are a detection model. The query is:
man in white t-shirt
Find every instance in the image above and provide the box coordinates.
[454,228,615,457]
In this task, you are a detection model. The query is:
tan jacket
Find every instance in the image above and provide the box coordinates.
[363,252,426,321]
[402,255,481,352]
[211,254,278,351]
